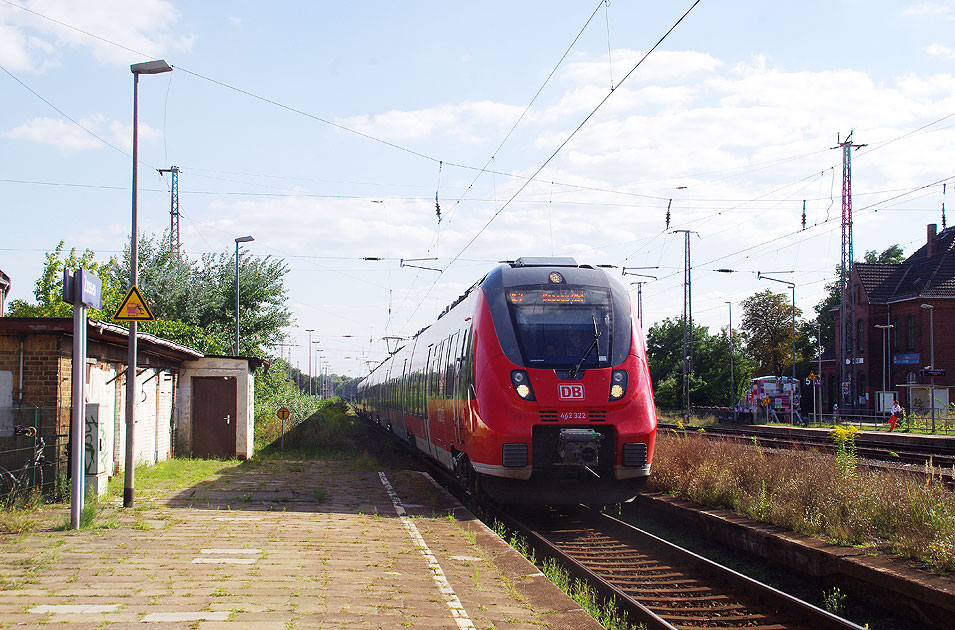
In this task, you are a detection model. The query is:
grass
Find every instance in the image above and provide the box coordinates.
[649,429,955,572]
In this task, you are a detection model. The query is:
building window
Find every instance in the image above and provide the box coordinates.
[907,315,915,349]
[857,319,864,353]
[891,317,899,351]
[858,371,867,404]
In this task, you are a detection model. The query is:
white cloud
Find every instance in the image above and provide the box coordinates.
[339,101,523,143]
[924,43,955,59]
[0,0,194,72]
[563,49,723,87]
[3,115,158,151]
[903,3,951,16]
[3,116,103,149]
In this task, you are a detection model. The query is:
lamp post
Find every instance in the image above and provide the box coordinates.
[874,323,894,414]
[726,301,735,422]
[306,329,315,396]
[125,59,172,509]
[759,273,797,423]
[920,303,935,433]
[234,236,254,355]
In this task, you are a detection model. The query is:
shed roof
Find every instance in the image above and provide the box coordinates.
[0,317,204,361]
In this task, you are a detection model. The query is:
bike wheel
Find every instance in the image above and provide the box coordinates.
[0,467,22,507]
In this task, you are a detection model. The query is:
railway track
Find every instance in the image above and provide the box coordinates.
[500,506,866,630]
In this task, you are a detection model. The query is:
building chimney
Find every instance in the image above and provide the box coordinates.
[927,224,938,258]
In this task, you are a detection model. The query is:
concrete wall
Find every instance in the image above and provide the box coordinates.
[177,358,254,459]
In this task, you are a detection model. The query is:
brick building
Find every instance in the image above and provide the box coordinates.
[0,269,9,317]
[0,318,260,495]
[823,224,954,414]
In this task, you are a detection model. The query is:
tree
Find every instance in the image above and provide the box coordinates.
[6,241,124,319]
[188,250,292,356]
[8,236,292,358]
[863,244,904,264]
[645,317,748,408]
[741,289,806,377]
[108,233,194,321]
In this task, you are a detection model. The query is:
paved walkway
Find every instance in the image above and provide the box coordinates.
[0,460,602,629]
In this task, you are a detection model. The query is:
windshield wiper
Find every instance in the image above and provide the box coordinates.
[569,315,600,378]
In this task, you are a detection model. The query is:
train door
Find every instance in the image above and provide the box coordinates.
[398,358,408,436]
[452,330,467,445]
[422,343,438,457]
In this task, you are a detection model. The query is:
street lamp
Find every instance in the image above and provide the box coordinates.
[726,301,735,422]
[306,329,315,396]
[874,323,895,414]
[235,236,254,355]
[759,273,797,423]
[920,303,935,433]
[125,59,172,509]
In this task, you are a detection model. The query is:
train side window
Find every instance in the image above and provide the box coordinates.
[437,340,447,398]
[445,333,458,399]
[463,325,474,396]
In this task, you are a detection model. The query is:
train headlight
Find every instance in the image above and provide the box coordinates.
[510,370,536,400]
[609,370,628,400]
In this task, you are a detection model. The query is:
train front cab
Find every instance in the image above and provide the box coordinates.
[466,260,656,505]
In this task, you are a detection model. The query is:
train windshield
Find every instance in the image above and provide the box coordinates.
[506,287,613,369]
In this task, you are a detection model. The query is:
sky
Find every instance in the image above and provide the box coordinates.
[3,0,955,378]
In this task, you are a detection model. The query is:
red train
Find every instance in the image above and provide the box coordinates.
[355,257,656,504]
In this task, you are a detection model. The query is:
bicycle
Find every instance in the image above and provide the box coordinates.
[0,425,49,507]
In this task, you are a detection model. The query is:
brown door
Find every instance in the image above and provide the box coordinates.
[192,376,237,457]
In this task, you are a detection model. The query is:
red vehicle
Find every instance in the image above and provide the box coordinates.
[355,257,656,504]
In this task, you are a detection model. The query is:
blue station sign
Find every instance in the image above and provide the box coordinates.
[893,353,920,365]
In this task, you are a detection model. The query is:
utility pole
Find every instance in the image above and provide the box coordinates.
[157,166,180,256]
[833,132,866,412]
[622,268,657,329]
[726,301,735,422]
[306,329,315,397]
[672,230,697,422]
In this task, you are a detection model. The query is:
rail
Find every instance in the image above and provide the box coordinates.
[499,506,866,630]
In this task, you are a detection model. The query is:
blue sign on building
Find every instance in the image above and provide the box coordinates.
[893,353,920,365]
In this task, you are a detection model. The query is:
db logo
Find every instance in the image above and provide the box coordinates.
[558,384,585,400]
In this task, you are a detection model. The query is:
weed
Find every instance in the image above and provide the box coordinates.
[822,587,846,614]
[649,431,955,572]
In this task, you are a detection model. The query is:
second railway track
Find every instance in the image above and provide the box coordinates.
[500,506,866,630]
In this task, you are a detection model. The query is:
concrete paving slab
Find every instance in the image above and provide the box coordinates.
[0,459,602,629]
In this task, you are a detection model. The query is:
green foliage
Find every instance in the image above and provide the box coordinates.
[7,235,291,359]
[253,358,327,449]
[822,587,847,614]
[646,317,752,408]
[6,241,124,319]
[863,244,905,264]
[741,289,806,378]
[139,319,229,354]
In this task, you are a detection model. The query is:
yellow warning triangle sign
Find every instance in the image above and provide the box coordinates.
[113,286,155,321]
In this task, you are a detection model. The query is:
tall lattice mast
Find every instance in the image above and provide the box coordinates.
[834,133,865,410]
[157,166,180,256]
[673,229,696,421]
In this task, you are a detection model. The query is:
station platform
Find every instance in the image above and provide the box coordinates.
[0,459,602,629]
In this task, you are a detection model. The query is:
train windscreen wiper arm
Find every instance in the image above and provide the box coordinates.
[569,315,600,378]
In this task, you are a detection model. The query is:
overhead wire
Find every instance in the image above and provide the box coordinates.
[397,0,704,334]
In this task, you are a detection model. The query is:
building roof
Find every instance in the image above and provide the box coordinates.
[855,224,955,303]
[0,317,204,361]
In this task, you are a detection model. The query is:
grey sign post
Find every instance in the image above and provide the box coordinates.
[63,268,101,529]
